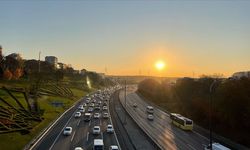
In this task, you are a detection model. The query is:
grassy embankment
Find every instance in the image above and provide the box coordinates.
[0,79,88,150]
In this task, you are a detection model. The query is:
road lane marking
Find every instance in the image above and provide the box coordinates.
[86,132,89,141]
[71,131,76,142]
[77,120,81,126]
[48,103,81,150]
[89,120,91,126]
[187,143,197,150]
[101,132,103,139]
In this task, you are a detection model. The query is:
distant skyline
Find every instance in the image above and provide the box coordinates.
[1,1,250,77]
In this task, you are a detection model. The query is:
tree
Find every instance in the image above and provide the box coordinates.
[13,68,23,79]
[3,69,13,80]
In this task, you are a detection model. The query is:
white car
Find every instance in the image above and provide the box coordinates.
[94,113,100,119]
[78,105,84,109]
[103,106,108,110]
[63,127,72,135]
[90,103,95,107]
[74,112,81,118]
[109,145,119,150]
[107,124,114,133]
[103,113,109,119]
[83,103,87,107]
[93,126,101,135]
[147,114,154,121]
[74,147,83,150]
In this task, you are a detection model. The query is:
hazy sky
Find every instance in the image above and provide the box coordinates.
[1,1,250,77]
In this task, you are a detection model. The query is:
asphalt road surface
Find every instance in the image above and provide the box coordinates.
[119,86,209,150]
[31,90,119,150]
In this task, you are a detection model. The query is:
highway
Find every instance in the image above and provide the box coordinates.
[30,88,120,150]
[119,85,210,150]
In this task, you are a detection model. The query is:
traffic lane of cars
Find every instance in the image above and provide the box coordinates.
[128,93,209,149]
[123,91,208,150]
[49,90,119,150]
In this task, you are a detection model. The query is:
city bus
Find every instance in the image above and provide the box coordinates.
[170,113,193,131]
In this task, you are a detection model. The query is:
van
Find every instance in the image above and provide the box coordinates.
[93,139,104,150]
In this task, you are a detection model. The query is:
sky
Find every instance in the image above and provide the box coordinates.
[0,0,250,77]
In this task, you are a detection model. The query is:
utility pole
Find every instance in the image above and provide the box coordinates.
[209,79,217,150]
[124,79,127,124]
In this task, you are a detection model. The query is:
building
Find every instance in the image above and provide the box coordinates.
[232,71,250,79]
[7,53,22,60]
[45,56,58,68]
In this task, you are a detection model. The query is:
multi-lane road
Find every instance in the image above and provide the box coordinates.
[119,85,209,150]
[30,88,120,150]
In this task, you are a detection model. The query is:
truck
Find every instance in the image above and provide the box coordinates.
[93,139,104,150]
[204,143,231,150]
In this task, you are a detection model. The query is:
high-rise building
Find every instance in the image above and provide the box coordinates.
[45,56,58,68]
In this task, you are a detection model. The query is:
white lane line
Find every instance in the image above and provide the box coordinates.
[187,143,197,150]
[86,132,89,141]
[89,120,91,126]
[193,131,209,141]
[77,120,81,127]
[49,109,77,150]
[71,131,76,142]
[29,99,80,150]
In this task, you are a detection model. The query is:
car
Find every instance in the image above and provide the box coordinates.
[74,112,81,118]
[93,126,101,134]
[79,108,85,113]
[83,103,87,107]
[147,114,154,121]
[78,105,84,109]
[103,102,107,106]
[95,106,101,110]
[74,147,83,150]
[90,103,95,107]
[88,107,94,112]
[107,124,114,133]
[103,106,108,110]
[63,127,72,135]
[86,100,90,104]
[133,103,137,108]
[146,106,154,114]
[109,145,119,150]
[103,112,109,118]
[94,113,100,119]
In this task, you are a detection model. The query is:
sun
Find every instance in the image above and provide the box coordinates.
[155,60,165,70]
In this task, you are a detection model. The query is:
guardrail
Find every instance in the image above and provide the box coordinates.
[118,91,164,150]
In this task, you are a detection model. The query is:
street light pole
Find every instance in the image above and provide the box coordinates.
[124,79,127,124]
[209,79,217,150]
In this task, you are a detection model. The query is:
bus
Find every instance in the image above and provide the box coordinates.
[170,113,193,130]
[93,139,104,150]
